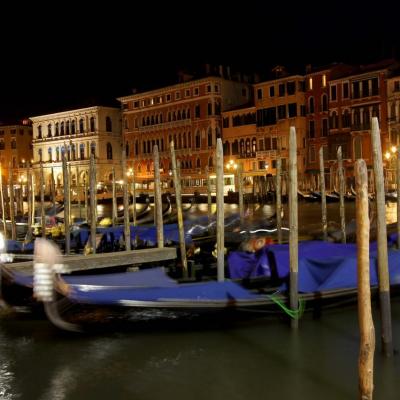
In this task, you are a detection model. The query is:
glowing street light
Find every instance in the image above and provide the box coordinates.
[226,159,237,170]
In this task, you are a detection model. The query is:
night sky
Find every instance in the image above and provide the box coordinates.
[0,1,398,123]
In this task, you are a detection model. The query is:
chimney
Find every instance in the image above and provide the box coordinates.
[219,65,224,78]
[305,64,312,74]
[205,63,211,75]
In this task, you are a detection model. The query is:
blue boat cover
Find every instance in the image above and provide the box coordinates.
[68,280,260,305]
[228,246,271,279]
[63,267,177,289]
[228,241,400,293]
[7,267,177,289]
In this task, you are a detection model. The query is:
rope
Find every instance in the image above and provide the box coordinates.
[268,292,305,319]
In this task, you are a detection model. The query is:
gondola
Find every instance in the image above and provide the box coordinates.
[3,237,400,332]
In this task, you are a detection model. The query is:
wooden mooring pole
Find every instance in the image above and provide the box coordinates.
[112,167,117,226]
[62,154,70,254]
[397,148,400,249]
[238,163,244,222]
[355,159,375,400]
[89,153,97,254]
[8,163,16,240]
[205,166,212,227]
[122,147,131,251]
[40,163,46,238]
[371,117,393,357]
[0,163,6,237]
[153,145,163,248]
[337,146,346,243]
[289,126,298,329]
[276,157,282,244]
[319,148,328,241]
[170,141,187,276]
[132,166,137,226]
[216,138,225,282]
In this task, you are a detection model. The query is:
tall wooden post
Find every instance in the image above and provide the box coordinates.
[26,166,33,240]
[397,148,400,249]
[0,164,6,237]
[89,153,97,254]
[289,127,299,329]
[112,167,117,226]
[132,166,137,226]
[76,166,81,219]
[62,154,70,254]
[84,178,88,222]
[276,157,282,244]
[238,163,244,221]
[31,169,35,227]
[40,163,46,238]
[205,166,212,226]
[216,138,225,282]
[50,167,56,207]
[371,117,393,356]
[122,146,131,251]
[8,163,16,240]
[319,148,328,241]
[153,145,163,248]
[337,146,346,243]
[355,159,375,400]
[171,142,187,275]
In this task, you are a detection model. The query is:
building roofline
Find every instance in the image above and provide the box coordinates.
[30,105,120,121]
[117,76,246,102]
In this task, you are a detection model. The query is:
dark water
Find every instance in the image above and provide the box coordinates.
[1,202,400,400]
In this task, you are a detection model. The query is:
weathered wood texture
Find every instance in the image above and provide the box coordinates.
[355,159,375,400]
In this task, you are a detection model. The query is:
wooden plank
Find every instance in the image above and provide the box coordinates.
[216,138,224,282]
[9,247,177,273]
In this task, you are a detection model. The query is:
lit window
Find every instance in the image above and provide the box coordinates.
[322,74,326,87]
[309,78,313,90]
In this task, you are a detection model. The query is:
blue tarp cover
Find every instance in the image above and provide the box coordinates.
[68,280,259,304]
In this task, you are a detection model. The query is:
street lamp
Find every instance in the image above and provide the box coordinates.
[225,159,237,170]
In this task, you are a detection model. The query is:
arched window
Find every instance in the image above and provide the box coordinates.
[246,139,251,156]
[71,144,76,160]
[196,158,201,168]
[232,140,239,155]
[55,123,59,136]
[135,140,139,155]
[38,125,42,139]
[308,97,315,113]
[90,142,96,156]
[353,109,360,127]
[48,147,52,162]
[183,132,187,148]
[66,121,70,135]
[252,137,257,155]
[208,156,213,167]
[240,139,245,157]
[71,120,76,134]
[79,118,84,133]
[188,131,191,148]
[223,141,231,155]
[90,117,95,132]
[106,116,112,132]
[80,143,85,160]
[321,94,328,112]
[60,122,65,135]
[216,126,221,138]
[47,124,52,138]
[56,147,60,161]
[354,136,362,160]
[106,143,113,160]
[342,109,351,128]
[330,111,338,129]
[38,149,42,162]
[363,108,370,129]
[207,127,212,147]
[195,130,201,149]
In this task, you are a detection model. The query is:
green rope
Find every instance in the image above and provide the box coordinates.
[268,292,305,319]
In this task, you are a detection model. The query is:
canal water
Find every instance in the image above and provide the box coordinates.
[1,202,400,399]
